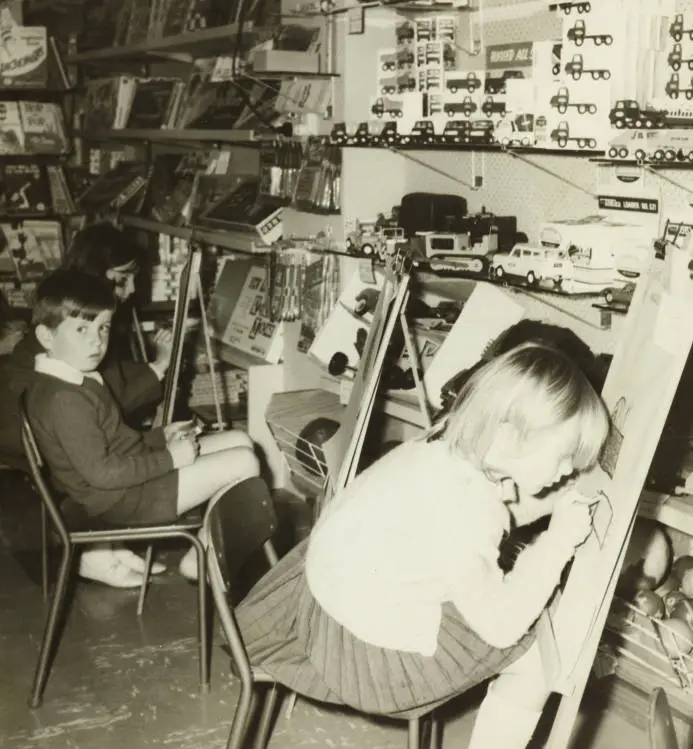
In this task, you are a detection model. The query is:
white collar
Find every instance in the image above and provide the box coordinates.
[34,353,104,386]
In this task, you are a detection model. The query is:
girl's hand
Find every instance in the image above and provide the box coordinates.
[167,436,198,469]
[549,489,595,551]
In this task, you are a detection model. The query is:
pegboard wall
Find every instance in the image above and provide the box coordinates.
[333,1,693,358]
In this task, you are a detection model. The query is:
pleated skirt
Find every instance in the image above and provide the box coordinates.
[235,538,534,717]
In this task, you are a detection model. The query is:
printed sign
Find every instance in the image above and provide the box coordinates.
[597,196,660,214]
[485,42,533,70]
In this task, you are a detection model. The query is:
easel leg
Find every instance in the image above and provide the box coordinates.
[195,273,225,431]
[398,298,432,429]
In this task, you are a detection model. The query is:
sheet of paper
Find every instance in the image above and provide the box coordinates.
[423,283,525,408]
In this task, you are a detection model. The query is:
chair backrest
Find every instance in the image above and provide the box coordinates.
[205,476,279,590]
[19,394,70,546]
[648,688,679,749]
[204,476,279,682]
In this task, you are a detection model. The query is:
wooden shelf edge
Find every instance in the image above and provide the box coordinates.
[80,128,277,144]
[638,491,693,536]
[119,215,271,255]
[67,23,257,63]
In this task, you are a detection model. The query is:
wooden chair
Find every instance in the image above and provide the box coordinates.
[204,477,441,749]
[20,400,210,708]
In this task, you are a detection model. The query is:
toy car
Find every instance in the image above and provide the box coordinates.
[491,243,572,288]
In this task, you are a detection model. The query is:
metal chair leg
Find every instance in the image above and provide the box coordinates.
[227,682,256,749]
[29,543,74,708]
[253,685,280,749]
[136,545,154,617]
[191,535,210,693]
[428,714,440,749]
[40,502,49,601]
[408,716,420,749]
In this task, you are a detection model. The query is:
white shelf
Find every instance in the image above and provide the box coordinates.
[638,491,693,537]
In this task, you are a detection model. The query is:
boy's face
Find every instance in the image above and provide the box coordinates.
[38,309,113,373]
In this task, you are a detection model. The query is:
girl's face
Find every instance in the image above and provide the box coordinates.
[488,418,578,497]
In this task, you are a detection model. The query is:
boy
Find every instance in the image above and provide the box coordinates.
[26,268,260,587]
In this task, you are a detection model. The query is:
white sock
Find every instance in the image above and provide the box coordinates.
[467,687,543,749]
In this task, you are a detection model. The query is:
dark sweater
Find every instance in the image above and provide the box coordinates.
[0,312,162,465]
[26,372,173,518]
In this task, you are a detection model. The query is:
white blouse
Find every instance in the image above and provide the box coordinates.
[305,439,575,656]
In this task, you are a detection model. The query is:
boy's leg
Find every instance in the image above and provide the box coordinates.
[177,446,260,516]
[198,428,253,456]
[467,642,549,749]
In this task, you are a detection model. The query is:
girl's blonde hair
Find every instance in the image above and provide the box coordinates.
[426,342,610,471]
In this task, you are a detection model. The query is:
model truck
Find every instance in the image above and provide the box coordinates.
[485,70,524,95]
[669,13,693,43]
[444,96,477,117]
[549,86,597,114]
[550,120,597,149]
[665,73,693,99]
[564,53,611,80]
[371,97,404,118]
[445,72,482,94]
[609,100,667,128]
[481,96,506,117]
[566,20,613,46]
[668,43,693,72]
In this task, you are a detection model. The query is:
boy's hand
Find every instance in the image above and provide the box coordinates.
[164,420,197,444]
[549,489,595,551]
[168,436,198,469]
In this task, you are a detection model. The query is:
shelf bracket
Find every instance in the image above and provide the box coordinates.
[644,165,693,203]
[388,147,482,191]
[502,147,597,199]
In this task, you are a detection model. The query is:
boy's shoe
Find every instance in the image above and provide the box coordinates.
[79,550,145,588]
[113,547,167,575]
[178,547,198,582]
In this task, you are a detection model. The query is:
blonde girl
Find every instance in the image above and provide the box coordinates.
[235,342,610,749]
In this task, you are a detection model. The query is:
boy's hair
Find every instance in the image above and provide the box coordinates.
[33,268,116,329]
[64,222,140,278]
[430,342,609,472]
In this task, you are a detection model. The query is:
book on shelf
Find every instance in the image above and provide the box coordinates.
[83,76,137,131]
[216,260,284,364]
[189,172,244,218]
[198,176,283,245]
[297,253,340,354]
[18,101,69,154]
[0,163,52,215]
[45,165,78,215]
[146,151,214,225]
[125,77,186,130]
[0,26,48,89]
[77,161,151,215]
[78,0,128,52]
[0,220,65,283]
[0,99,69,155]
[123,0,153,47]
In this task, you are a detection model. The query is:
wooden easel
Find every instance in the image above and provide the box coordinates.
[321,250,432,508]
[541,230,693,748]
[152,244,224,431]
